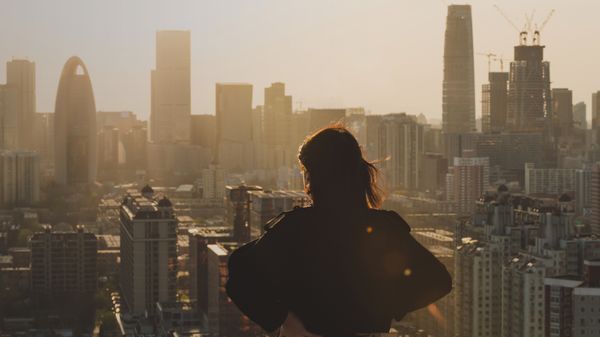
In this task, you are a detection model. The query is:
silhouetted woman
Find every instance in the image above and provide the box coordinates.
[226,126,452,337]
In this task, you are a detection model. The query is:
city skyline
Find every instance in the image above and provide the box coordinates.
[1,1,599,122]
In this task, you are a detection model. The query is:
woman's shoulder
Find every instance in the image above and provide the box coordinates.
[263,206,318,232]
[366,208,412,233]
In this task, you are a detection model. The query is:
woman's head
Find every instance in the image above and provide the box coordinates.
[298,125,383,209]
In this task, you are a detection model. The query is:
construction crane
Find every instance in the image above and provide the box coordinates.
[533,9,555,45]
[494,4,520,32]
[478,52,510,73]
[477,52,497,72]
[494,4,528,45]
[491,55,510,72]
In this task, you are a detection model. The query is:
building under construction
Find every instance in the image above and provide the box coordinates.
[507,41,552,133]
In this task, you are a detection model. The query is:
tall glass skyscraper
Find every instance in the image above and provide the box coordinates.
[442,5,475,134]
[54,56,97,185]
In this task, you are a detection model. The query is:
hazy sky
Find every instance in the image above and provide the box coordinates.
[1,0,598,121]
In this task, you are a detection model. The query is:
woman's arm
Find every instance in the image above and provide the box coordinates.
[386,213,452,318]
[226,214,291,332]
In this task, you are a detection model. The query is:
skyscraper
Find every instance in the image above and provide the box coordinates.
[0,150,40,207]
[442,5,475,134]
[507,42,552,132]
[447,152,489,215]
[591,164,600,236]
[150,31,191,143]
[592,91,600,129]
[481,72,508,133]
[54,56,97,185]
[263,83,292,169]
[573,101,587,129]
[0,60,36,150]
[215,83,254,172]
[119,186,177,315]
[552,88,573,136]
[378,113,424,191]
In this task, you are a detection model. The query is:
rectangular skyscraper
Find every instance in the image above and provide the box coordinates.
[442,5,475,134]
[572,102,587,129]
[263,83,292,169]
[592,91,600,129]
[481,72,508,133]
[378,113,424,191]
[552,88,573,137]
[216,83,254,172]
[0,60,36,150]
[151,31,191,143]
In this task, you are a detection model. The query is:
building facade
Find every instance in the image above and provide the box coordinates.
[216,83,254,172]
[378,114,424,191]
[0,150,40,207]
[150,31,191,143]
[482,72,509,133]
[30,225,97,299]
[507,44,552,132]
[442,5,476,134]
[54,56,97,185]
[119,185,178,314]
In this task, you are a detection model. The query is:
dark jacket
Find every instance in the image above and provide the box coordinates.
[226,207,452,336]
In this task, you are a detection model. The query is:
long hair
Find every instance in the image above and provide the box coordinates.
[298,125,383,209]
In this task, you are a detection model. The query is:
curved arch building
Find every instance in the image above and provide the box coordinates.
[54,56,97,185]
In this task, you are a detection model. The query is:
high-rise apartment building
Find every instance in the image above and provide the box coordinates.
[442,5,475,134]
[0,150,40,206]
[378,113,424,191]
[121,125,147,171]
[216,83,254,172]
[32,113,54,170]
[481,72,509,133]
[54,56,97,185]
[502,256,547,337]
[150,31,191,143]
[97,126,120,180]
[201,164,226,201]
[507,43,552,132]
[524,163,577,195]
[572,102,587,129]
[552,88,574,137]
[455,239,502,337]
[0,60,36,150]
[119,186,177,314]
[263,83,292,169]
[188,227,232,318]
[447,153,489,215]
[30,225,97,299]
[592,91,600,129]
[591,164,600,236]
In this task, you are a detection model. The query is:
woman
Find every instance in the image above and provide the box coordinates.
[226,126,452,337]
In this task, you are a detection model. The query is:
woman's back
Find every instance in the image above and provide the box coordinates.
[226,206,452,336]
[226,126,451,337]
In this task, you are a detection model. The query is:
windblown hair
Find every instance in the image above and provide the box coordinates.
[298,125,383,209]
